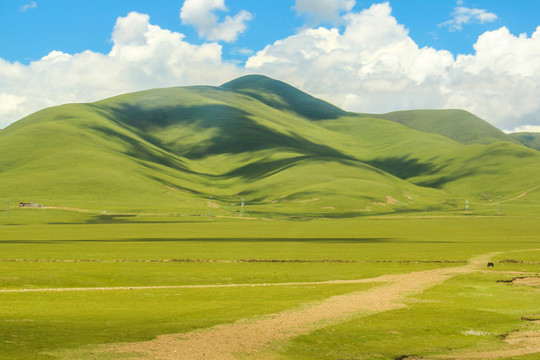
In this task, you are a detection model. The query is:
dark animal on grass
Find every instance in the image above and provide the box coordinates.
[487,262,494,268]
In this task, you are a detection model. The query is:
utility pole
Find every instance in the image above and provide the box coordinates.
[465,200,469,213]
[498,195,502,214]
[240,197,245,217]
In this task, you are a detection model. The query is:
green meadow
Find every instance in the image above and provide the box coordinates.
[1,209,539,359]
[0,75,539,358]
[281,271,540,360]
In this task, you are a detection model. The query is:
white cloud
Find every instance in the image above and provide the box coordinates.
[1,4,539,134]
[440,6,498,31]
[511,125,540,133]
[20,1,37,12]
[231,47,255,56]
[246,3,540,131]
[0,93,27,115]
[0,12,244,128]
[180,0,252,42]
[294,0,355,23]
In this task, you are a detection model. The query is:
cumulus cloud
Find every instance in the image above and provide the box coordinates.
[440,5,498,31]
[294,0,355,23]
[0,12,243,127]
[511,125,540,133]
[246,3,540,131]
[180,0,252,42]
[1,4,539,133]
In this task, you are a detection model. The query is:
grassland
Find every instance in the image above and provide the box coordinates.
[281,271,540,360]
[1,209,539,359]
[1,75,539,358]
[375,109,518,145]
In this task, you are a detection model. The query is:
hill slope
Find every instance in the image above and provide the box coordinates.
[1,75,540,218]
[375,109,518,145]
[220,75,349,120]
[510,132,540,151]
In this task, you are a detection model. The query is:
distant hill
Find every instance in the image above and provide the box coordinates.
[1,75,540,218]
[375,109,518,145]
[510,132,540,151]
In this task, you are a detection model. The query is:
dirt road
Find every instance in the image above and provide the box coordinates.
[85,253,518,359]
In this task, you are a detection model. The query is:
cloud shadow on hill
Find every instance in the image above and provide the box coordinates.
[367,156,438,180]
[93,103,353,163]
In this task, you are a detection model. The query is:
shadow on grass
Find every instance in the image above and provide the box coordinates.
[366,156,437,180]
[49,214,207,225]
[94,102,352,162]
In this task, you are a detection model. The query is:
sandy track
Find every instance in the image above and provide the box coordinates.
[85,253,502,360]
[0,279,377,293]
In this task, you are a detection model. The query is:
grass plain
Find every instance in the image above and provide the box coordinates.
[1,209,539,359]
[281,271,540,360]
[1,75,539,358]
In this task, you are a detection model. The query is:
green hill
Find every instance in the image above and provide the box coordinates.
[375,109,518,145]
[1,75,540,218]
[510,132,540,151]
[220,74,349,120]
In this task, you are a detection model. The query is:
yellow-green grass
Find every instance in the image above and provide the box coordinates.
[0,261,455,290]
[279,272,540,359]
[511,132,540,151]
[376,109,518,145]
[490,249,540,273]
[0,216,539,358]
[0,283,376,360]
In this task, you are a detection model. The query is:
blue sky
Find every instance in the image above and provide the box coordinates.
[0,0,539,131]
[2,1,537,63]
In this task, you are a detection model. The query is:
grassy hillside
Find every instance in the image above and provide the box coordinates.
[220,74,349,120]
[0,104,210,212]
[510,132,540,151]
[376,109,518,145]
[1,75,540,218]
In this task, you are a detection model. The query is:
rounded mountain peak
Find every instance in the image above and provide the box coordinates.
[221,75,348,120]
